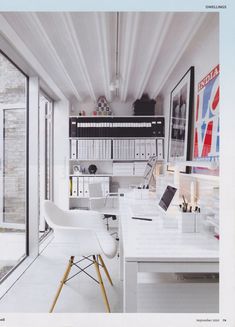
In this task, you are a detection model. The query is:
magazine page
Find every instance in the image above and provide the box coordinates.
[0,0,234,326]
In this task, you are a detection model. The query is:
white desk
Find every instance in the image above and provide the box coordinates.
[119,192,219,313]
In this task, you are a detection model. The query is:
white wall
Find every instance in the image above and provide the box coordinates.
[53,99,70,210]
[160,13,219,158]
[70,100,133,116]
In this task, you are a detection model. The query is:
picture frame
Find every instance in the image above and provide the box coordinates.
[73,164,81,175]
[168,66,194,172]
[193,65,219,176]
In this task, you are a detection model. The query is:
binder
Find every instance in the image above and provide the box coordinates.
[70,139,77,159]
[105,140,108,159]
[91,139,94,159]
[72,177,78,197]
[117,139,120,159]
[112,139,115,159]
[145,139,152,159]
[135,139,140,160]
[77,140,80,159]
[78,177,84,197]
[77,120,81,137]
[120,139,123,159]
[140,139,146,159]
[155,117,165,137]
[130,140,135,159]
[78,139,82,159]
[69,117,77,137]
[69,177,72,196]
[94,140,99,160]
[80,140,84,159]
[102,139,105,159]
[150,139,156,157]
[87,139,92,159]
[109,140,112,159]
[121,139,124,159]
[103,177,110,195]
[157,139,164,160]
[125,139,129,160]
[84,139,87,159]
[126,139,129,159]
[116,140,121,159]
[100,140,103,160]
[116,139,119,159]
[83,177,89,198]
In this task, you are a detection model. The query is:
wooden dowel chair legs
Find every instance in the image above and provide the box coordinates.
[49,255,113,313]
[98,255,113,286]
[49,256,74,313]
[93,255,111,313]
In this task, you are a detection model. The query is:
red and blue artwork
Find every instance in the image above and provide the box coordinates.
[194,65,219,165]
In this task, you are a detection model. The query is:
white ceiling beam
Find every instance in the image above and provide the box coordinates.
[26,13,83,102]
[94,12,112,102]
[0,14,66,101]
[135,12,174,100]
[119,12,140,102]
[61,12,97,102]
[150,13,208,98]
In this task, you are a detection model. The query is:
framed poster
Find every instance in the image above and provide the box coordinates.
[168,66,194,172]
[193,65,220,175]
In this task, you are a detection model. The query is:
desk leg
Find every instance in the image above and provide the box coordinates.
[123,261,138,312]
[119,224,124,281]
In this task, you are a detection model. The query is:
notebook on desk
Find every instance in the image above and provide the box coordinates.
[131,206,160,218]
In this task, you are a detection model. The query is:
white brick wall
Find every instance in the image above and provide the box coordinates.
[0,53,27,226]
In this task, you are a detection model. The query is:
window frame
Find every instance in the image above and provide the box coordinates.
[0,49,29,281]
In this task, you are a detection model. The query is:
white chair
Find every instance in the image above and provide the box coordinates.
[44,200,117,313]
[88,182,119,234]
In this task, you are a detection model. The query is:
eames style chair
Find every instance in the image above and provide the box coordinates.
[88,182,119,234]
[44,200,117,313]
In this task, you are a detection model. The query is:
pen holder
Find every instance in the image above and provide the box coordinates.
[178,212,196,233]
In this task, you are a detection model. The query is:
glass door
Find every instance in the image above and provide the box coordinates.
[0,51,28,281]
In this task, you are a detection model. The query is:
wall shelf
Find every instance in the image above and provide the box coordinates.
[68,116,165,208]
[69,174,145,177]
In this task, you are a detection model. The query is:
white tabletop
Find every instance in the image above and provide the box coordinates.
[119,192,219,262]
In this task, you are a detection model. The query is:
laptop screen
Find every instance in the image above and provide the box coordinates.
[158,185,177,212]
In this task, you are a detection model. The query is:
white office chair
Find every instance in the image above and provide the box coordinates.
[44,200,117,313]
[88,182,119,236]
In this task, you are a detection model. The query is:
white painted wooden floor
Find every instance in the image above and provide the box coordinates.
[0,238,219,313]
[0,240,122,313]
[0,232,25,267]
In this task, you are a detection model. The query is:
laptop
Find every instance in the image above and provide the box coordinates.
[131,184,177,219]
[158,185,177,213]
[158,184,178,228]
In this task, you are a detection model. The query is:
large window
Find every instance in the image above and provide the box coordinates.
[0,51,28,281]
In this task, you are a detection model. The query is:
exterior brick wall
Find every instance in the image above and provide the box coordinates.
[0,53,27,226]
[0,54,26,104]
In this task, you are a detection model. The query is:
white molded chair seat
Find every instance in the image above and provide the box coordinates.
[44,200,117,312]
[44,200,117,258]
